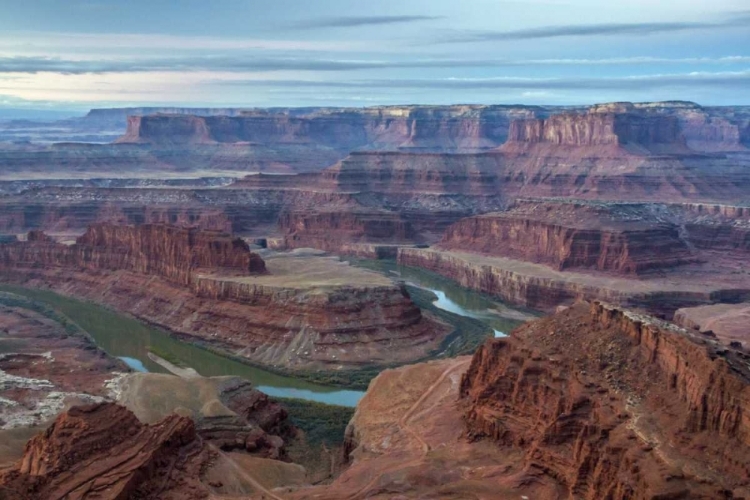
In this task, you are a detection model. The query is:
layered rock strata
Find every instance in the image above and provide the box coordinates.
[439,202,696,275]
[506,109,688,153]
[288,301,750,499]
[461,302,750,498]
[498,107,750,202]
[674,302,750,347]
[279,209,419,256]
[0,223,267,285]
[116,105,544,151]
[0,403,214,500]
[397,247,750,316]
[0,226,449,369]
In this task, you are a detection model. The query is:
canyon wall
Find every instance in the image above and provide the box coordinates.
[460,302,750,498]
[439,203,696,275]
[506,111,684,151]
[0,223,266,285]
[321,151,503,195]
[684,222,750,253]
[116,105,544,151]
[397,247,750,315]
[278,209,418,255]
[0,224,449,369]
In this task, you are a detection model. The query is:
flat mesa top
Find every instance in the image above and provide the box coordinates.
[420,249,750,293]
[204,250,393,289]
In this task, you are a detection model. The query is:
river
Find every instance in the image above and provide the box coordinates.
[0,262,534,408]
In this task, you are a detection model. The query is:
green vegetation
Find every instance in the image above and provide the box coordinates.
[0,275,500,392]
[145,345,187,367]
[278,397,355,446]
[406,285,495,357]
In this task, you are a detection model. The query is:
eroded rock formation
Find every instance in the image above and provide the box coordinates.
[287,302,750,499]
[0,225,449,370]
[397,246,750,316]
[460,302,750,499]
[279,209,418,255]
[439,202,696,275]
[0,403,213,500]
[116,106,544,151]
[0,223,266,286]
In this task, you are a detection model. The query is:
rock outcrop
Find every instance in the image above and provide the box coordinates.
[0,223,266,285]
[287,301,750,499]
[397,247,750,316]
[439,202,696,275]
[0,225,450,370]
[460,302,750,499]
[0,403,213,500]
[506,107,687,154]
[279,209,418,255]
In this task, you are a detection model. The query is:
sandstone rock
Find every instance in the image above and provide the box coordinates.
[397,247,750,316]
[0,223,267,287]
[460,302,750,498]
[0,403,213,500]
[0,226,449,370]
[439,202,697,275]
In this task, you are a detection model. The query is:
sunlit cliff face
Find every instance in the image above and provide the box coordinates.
[0,0,749,111]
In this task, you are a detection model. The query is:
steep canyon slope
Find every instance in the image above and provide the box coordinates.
[0,224,450,370]
[280,301,750,499]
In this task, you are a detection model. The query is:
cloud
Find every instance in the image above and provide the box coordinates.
[0,32,365,53]
[216,70,750,91]
[3,55,750,75]
[437,15,750,43]
[289,15,442,30]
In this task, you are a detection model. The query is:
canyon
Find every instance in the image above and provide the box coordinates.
[0,224,451,371]
[2,100,750,499]
[0,290,305,499]
[5,301,746,498]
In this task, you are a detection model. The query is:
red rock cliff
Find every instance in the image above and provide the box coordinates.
[279,209,417,254]
[0,403,212,500]
[506,110,686,153]
[116,105,543,151]
[460,302,750,499]
[439,202,697,275]
[0,223,267,285]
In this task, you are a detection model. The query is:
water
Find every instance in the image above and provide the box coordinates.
[429,290,506,337]
[0,284,364,407]
[350,259,536,337]
[118,356,148,372]
[0,263,535,408]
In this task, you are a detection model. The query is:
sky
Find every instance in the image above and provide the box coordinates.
[0,0,749,114]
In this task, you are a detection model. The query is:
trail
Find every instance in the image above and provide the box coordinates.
[346,359,470,500]
[208,444,286,500]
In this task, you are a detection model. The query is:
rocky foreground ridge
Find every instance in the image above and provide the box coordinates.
[278,301,750,498]
[461,301,750,498]
[2,301,749,498]
[0,403,213,500]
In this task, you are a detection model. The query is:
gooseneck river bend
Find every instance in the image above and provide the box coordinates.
[0,260,534,408]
